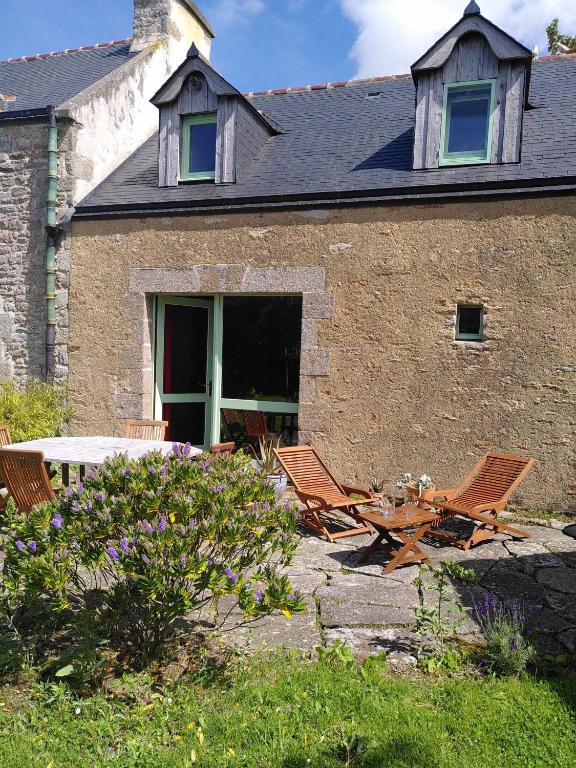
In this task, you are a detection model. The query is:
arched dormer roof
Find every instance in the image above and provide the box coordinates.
[411,4,532,75]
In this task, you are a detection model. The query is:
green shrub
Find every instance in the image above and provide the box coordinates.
[1,447,303,669]
[413,560,476,673]
[0,379,71,442]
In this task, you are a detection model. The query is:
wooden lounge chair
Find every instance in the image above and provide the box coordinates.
[124,419,168,441]
[0,448,55,514]
[274,445,376,542]
[210,442,235,457]
[429,452,534,550]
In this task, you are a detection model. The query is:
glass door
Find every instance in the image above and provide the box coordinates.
[155,297,213,448]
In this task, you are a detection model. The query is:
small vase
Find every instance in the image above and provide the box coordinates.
[406,484,436,510]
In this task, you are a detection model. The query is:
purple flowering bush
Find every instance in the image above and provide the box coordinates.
[1,446,303,667]
[473,593,536,676]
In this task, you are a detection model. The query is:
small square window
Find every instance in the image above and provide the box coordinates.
[180,113,217,182]
[440,81,495,167]
[455,305,483,341]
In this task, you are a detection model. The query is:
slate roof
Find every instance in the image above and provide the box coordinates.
[0,40,135,118]
[76,55,576,217]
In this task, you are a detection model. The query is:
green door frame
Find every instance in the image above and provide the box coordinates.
[154,296,214,449]
[155,294,299,449]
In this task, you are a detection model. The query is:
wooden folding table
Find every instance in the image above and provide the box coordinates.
[357,505,439,574]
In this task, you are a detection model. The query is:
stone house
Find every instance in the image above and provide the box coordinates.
[0,0,213,382]
[7,2,576,509]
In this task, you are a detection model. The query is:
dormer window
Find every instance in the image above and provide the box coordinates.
[440,81,495,166]
[152,43,278,188]
[181,113,217,181]
[411,3,532,171]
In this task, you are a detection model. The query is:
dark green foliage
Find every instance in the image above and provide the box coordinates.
[547,18,576,54]
[1,448,303,670]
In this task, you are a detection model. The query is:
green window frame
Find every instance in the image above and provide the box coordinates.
[439,80,495,167]
[455,305,484,342]
[180,112,217,182]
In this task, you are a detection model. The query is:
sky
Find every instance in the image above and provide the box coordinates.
[1,0,575,92]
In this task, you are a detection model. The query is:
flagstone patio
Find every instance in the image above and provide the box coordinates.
[220,520,576,669]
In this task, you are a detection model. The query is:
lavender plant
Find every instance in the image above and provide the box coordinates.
[473,593,536,676]
[1,446,303,668]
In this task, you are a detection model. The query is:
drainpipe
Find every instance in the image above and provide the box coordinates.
[45,105,58,381]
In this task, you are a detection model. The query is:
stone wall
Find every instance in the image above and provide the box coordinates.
[0,120,75,382]
[69,196,576,510]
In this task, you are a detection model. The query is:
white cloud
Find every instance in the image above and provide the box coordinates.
[213,0,266,26]
[339,1,576,77]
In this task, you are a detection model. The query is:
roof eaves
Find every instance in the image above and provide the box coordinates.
[73,175,576,221]
[0,106,50,122]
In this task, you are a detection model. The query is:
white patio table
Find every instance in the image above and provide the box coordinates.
[4,436,202,485]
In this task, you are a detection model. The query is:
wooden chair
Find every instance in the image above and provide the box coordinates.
[222,409,240,429]
[274,445,376,542]
[0,425,11,509]
[0,424,12,447]
[428,452,534,550]
[243,411,268,441]
[221,409,244,443]
[124,419,168,441]
[210,442,235,457]
[0,448,55,514]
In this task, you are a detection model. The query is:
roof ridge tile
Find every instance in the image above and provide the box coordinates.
[245,72,413,98]
[0,38,133,66]
[245,55,576,98]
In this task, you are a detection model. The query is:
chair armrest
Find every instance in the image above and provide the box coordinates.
[428,488,458,502]
[470,501,506,514]
[295,490,329,507]
[341,485,373,500]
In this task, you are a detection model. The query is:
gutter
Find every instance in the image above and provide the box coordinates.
[0,107,49,122]
[73,176,576,221]
[45,105,58,381]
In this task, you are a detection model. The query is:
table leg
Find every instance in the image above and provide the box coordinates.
[62,463,70,487]
[383,524,431,575]
[79,465,86,482]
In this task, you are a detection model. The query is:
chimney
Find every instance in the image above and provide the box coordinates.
[131,0,214,58]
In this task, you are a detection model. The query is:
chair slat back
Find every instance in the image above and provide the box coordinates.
[452,453,534,510]
[210,442,235,457]
[222,409,240,427]
[124,420,168,441]
[0,425,12,447]
[275,446,343,498]
[0,449,55,513]
[243,411,268,440]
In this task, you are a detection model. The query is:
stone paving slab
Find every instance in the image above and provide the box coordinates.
[213,522,576,659]
[218,596,321,651]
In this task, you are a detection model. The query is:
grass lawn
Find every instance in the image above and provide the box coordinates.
[0,654,574,768]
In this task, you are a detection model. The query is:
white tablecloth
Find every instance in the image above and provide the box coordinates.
[4,436,201,466]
